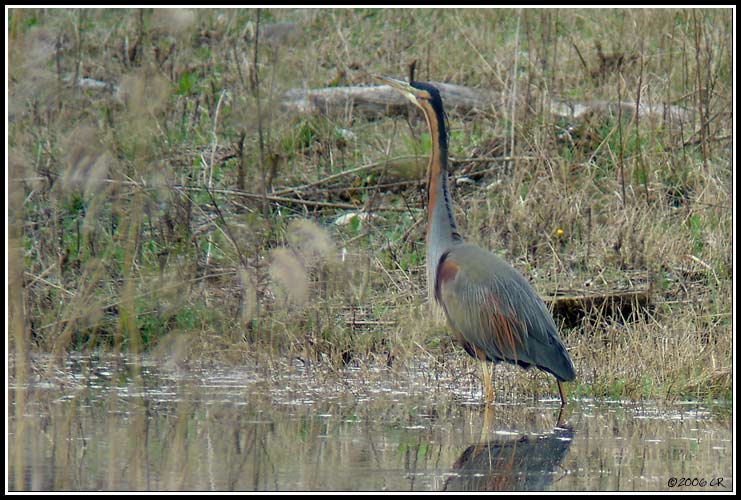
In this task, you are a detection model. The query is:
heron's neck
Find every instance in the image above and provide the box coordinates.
[426,114,460,252]
[425,111,460,298]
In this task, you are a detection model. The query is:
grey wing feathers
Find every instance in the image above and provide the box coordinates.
[437,244,575,382]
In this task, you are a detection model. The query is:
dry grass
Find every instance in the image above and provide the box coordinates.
[7,8,733,400]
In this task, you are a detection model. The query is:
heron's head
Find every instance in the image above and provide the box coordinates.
[374,75,444,116]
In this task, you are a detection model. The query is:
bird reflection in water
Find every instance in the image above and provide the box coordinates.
[444,411,574,492]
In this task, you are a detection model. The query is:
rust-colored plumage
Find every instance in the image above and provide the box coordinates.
[377,75,576,405]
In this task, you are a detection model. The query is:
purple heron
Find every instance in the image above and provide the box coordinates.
[376,76,575,405]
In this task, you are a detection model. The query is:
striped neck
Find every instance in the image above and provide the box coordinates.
[421,96,460,305]
[424,103,460,249]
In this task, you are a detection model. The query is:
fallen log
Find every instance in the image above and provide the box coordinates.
[545,287,652,328]
[281,82,486,119]
[281,82,693,124]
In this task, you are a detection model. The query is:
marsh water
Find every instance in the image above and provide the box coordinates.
[7,354,733,492]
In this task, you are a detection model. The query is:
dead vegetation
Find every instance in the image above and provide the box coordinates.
[7,8,733,401]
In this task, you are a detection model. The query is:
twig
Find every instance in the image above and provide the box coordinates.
[686,254,720,286]
[273,154,537,198]
[318,179,420,194]
[174,185,417,212]
[617,76,626,207]
[272,155,422,196]
[345,320,398,326]
[509,9,522,166]
[635,36,648,202]
[204,89,227,265]
[205,188,249,269]
[65,175,417,213]
[373,255,405,294]
[251,8,269,216]
[451,155,538,164]
[208,90,226,189]
[24,270,75,297]
[569,35,591,78]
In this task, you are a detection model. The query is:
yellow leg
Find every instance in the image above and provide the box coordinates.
[481,361,494,405]
[478,360,495,446]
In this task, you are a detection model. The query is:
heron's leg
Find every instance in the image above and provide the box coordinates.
[481,361,494,405]
[557,381,568,406]
[478,368,495,447]
[471,346,494,405]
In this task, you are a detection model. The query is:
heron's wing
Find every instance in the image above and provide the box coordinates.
[436,250,530,364]
[436,245,575,381]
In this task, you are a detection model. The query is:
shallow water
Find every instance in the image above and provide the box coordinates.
[7,354,733,492]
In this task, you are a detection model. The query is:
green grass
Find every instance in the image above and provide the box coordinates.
[7,7,733,401]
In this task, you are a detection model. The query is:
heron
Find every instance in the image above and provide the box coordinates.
[375,75,576,405]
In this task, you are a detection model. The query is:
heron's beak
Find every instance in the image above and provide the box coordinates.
[374,75,413,92]
[373,75,419,106]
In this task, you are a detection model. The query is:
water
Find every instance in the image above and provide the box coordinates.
[7,354,733,492]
